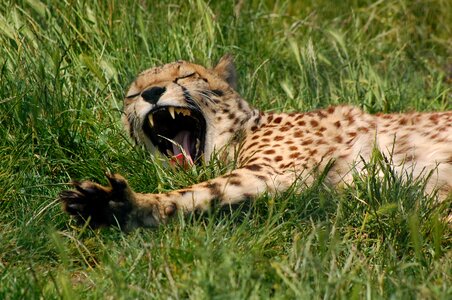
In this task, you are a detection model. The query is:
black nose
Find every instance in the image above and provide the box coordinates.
[141,86,166,105]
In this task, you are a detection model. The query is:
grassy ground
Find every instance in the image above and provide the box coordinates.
[1,0,451,298]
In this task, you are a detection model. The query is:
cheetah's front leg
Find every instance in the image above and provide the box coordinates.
[60,164,286,230]
[60,173,176,229]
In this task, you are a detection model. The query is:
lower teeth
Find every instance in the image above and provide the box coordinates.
[195,138,200,152]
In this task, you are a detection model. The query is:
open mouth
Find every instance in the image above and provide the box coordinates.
[143,106,206,166]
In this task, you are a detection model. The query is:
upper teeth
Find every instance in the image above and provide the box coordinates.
[169,107,193,119]
[148,107,192,127]
[175,108,192,116]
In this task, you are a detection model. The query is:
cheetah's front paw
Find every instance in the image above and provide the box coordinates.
[59,173,134,229]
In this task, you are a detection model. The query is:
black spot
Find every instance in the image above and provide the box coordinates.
[310,120,319,127]
[244,164,262,172]
[205,182,221,197]
[317,111,326,118]
[223,173,240,178]
[212,89,224,96]
[255,175,267,181]
[280,126,290,132]
[247,157,259,163]
[229,179,242,186]
[178,190,189,196]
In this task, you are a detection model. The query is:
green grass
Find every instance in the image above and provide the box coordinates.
[1,0,451,298]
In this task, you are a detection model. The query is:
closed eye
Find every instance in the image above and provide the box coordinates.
[126,93,140,99]
[175,72,197,83]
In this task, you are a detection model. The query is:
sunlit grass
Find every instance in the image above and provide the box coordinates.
[0,0,451,299]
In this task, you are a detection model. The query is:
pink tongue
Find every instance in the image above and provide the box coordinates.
[170,131,193,167]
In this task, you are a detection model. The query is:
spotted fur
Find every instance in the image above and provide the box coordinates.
[60,55,452,229]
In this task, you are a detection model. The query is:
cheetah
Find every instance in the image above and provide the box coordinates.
[60,55,452,229]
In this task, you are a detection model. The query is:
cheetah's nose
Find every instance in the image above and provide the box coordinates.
[141,86,166,105]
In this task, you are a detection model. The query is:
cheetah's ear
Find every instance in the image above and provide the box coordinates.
[213,54,237,90]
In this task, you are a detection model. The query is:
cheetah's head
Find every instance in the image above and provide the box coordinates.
[123,55,257,166]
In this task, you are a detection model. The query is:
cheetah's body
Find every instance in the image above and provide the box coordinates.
[60,56,452,229]
[243,107,452,196]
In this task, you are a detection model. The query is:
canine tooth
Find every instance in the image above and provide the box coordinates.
[168,107,175,119]
[195,138,200,151]
[148,115,154,127]
[166,149,174,156]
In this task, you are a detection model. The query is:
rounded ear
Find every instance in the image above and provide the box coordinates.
[213,54,237,90]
